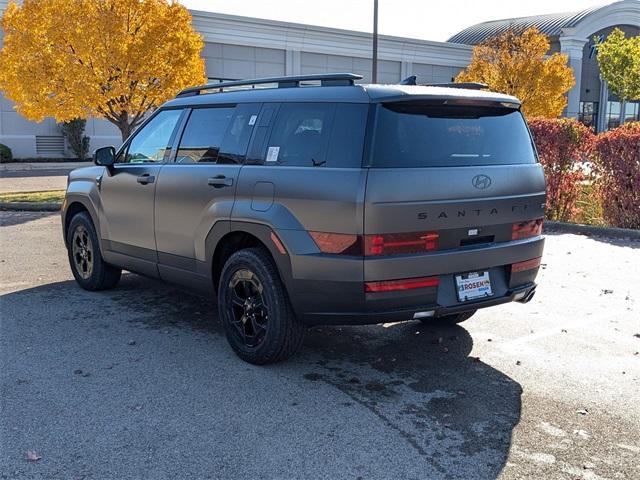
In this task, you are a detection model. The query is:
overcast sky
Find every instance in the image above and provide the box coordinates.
[181,0,614,42]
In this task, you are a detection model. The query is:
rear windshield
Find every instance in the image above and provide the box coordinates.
[372,103,537,168]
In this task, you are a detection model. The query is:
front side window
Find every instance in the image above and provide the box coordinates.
[176,107,234,164]
[122,109,182,164]
[265,103,336,166]
[372,102,537,168]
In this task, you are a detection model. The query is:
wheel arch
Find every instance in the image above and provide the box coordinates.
[206,221,293,296]
[62,196,100,248]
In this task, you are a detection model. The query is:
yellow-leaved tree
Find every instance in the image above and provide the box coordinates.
[456,27,575,118]
[0,0,206,141]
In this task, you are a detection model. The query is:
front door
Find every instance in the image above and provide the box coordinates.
[99,109,183,274]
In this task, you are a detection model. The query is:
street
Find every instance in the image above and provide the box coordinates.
[1,211,639,480]
[0,163,88,194]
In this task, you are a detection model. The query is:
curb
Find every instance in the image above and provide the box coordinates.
[544,221,640,240]
[0,201,61,212]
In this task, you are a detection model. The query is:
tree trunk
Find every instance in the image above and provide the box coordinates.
[103,111,136,143]
[118,122,133,143]
[104,111,144,143]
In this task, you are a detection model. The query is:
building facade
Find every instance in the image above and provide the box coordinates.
[449,0,640,132]
[0,0,638,158]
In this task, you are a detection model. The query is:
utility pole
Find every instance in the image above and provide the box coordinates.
[372,0,378,83]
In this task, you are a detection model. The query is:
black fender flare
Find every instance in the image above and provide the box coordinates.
[62,194,101,248]
[204,220,294,295]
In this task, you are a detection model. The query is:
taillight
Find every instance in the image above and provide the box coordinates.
[512,218,543,240]
[365,276,439,293]
[309,231,438,256]
[308,232,361,255]
[511,257,542,273]
[364,232,438,256]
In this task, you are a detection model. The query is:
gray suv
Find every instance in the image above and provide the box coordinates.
[62,73,545,364]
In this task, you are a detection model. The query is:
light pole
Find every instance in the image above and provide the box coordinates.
[372,0,378,83]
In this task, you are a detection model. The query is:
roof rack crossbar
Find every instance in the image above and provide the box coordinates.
[177,73,363,97]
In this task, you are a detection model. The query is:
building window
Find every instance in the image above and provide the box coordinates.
[606,101,622,130]
[578,102,598,130]
[624,102,640,123]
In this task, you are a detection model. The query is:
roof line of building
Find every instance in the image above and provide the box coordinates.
[189,9,472,50]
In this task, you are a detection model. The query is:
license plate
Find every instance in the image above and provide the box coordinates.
[455,271,493,301]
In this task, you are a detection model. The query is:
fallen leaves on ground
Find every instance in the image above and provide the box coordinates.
[26,450,41,462]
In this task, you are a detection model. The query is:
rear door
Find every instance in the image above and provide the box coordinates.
[233,102,369,312]
[363,101,546,278]
[154,103,260,276]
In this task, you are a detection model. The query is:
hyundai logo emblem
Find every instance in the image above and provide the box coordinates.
[472,174,492,190]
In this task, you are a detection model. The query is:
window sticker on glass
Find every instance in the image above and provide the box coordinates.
[266,146,280,163]
[248,115,257,126]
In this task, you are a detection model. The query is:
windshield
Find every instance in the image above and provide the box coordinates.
[372,102,537,168]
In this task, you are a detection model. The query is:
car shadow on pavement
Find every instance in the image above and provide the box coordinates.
[2,274,522,479]
[0,211,58,228]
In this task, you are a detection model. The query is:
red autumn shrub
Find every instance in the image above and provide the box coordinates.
[527,118,595,221]
[593,122,640,229]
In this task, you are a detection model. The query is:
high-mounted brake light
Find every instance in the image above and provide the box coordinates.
[511,257,542,273]
[512,218,543,240]
[364,232,438,256]
[365,276,440,293]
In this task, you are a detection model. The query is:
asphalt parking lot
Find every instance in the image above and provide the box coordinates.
[1,211,639,480]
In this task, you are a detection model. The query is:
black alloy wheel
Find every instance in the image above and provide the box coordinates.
[71,225,94,280]
[218,247,304,364]
[228,268,269,348]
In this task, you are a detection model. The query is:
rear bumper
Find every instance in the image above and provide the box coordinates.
[283,235,544,326]
[299,282,536,325]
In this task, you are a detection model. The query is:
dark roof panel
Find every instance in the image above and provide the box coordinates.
[164,83,519,108]
[447,5,604,45]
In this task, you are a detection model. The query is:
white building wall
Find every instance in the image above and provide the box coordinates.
[203,42,286,80]
[0,7,473,158]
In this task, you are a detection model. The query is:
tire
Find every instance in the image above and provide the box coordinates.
[66,212,121,291]
[421,310,477,325]
[218,247,304,364]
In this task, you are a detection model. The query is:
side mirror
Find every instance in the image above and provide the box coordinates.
[94,146,116,167]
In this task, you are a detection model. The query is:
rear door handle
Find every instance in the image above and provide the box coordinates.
[137,174,155,185]
[208,176,233,188]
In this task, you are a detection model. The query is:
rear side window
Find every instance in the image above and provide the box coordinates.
[176,107,234,164]
[372,103,537,168]
[265,103,336,167]
[327,104,368,168]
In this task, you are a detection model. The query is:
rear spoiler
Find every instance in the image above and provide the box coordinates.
[399,76,488,91]
[379,96,521,110]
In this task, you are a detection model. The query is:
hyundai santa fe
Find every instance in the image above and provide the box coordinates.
[62,73,545,364]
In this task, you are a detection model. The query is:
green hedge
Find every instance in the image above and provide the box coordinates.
[0,144,13,163]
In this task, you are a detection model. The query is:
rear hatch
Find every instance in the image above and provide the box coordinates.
[363,99,545,283]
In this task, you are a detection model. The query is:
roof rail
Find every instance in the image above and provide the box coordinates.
[425,82,489,90]
[176,73,363,97]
